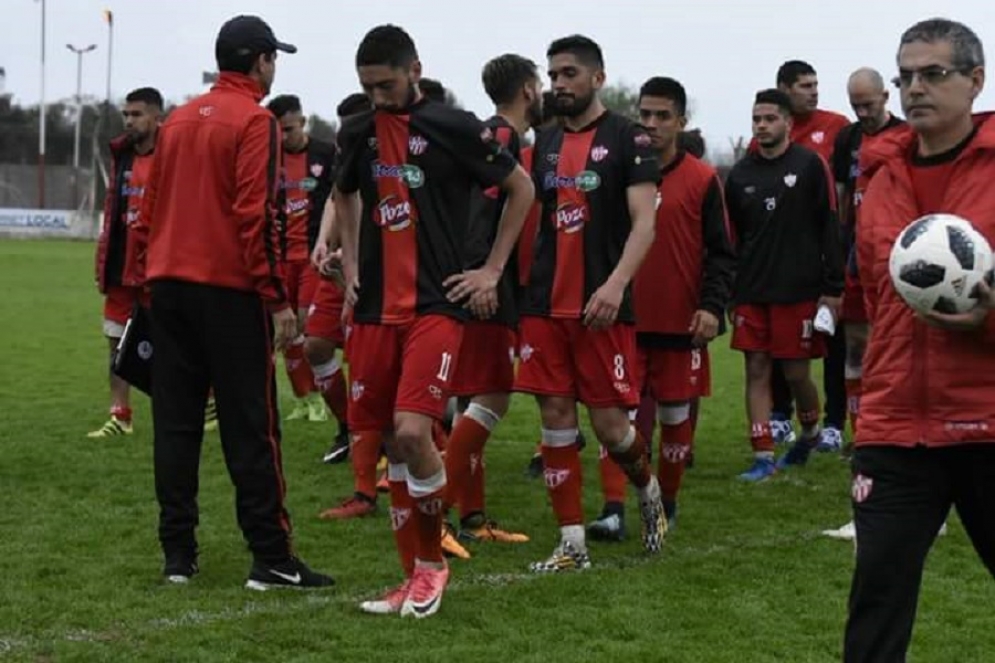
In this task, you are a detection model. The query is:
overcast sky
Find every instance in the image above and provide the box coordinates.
[2,0,993,154]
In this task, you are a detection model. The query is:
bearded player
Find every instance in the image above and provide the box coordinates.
[516,35,667,572]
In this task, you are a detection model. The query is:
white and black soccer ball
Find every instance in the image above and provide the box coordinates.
[888,213,994,315]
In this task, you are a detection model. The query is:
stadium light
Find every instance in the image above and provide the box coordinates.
[67,43,98,209]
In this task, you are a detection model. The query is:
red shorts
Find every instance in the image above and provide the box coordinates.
[842,271,867,323]
[514,316,639,408]
[450,321,516,396]
[346,315,464,430]
[635,346,711,402]
[103,286,146,338]
[282,259,319,312]
[305,278,346,344]
[731,301,825,359]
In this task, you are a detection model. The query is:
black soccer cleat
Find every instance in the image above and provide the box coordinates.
[322,430,350,464]
[245,556,335,591]
[163,553,198,584]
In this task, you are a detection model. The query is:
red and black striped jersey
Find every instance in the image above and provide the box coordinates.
[524,111,660,323]
[335,99,518,325]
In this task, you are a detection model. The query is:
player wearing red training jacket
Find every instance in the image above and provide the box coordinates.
[442,53,544,546]
[770,60,852,452]
[516,34,667,572]
[336,26,533,618]
[592,77,735,537]
[267,94,337,425]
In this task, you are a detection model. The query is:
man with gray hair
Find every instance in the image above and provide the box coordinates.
[845,17,995,662]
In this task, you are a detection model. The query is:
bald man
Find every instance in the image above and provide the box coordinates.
[822,68,906,468]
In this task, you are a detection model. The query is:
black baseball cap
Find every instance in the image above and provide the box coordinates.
[215,15,297,61]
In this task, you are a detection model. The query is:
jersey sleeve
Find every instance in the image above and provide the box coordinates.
[621,122,661,187]
[334,116,367,195]
[440,110,518,189]
[699,175,737,318]
[810,154,845,297]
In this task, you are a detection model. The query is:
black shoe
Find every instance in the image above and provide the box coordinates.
[163,552,198,584]
[245,556,335,591]
[525,452,543,479]
[322,430,350,464]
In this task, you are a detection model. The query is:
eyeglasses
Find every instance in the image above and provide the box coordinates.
[892,66,971,88]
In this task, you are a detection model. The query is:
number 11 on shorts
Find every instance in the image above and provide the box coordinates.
[437,351,453,382]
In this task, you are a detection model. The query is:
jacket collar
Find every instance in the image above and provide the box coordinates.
[861,112,995,178]
[212,72,265,103]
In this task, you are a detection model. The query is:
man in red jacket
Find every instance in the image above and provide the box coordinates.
[770,60,852,454]
[89,87,162,438]
[845,18,995,662]
[141,15,333,590]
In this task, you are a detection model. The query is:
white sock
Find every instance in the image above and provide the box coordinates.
[560,524,586,552]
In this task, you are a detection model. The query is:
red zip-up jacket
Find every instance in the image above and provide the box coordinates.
[856,113,995,448]
[141,72,287,308]
[95,134,151,292]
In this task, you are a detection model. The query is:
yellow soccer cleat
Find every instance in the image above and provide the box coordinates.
[87,416,133,438]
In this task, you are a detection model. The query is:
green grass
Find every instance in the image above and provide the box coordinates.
[1,240,992,662]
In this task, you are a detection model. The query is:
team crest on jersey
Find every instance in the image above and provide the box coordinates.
[784,173,798,188]
[408,135,428,155]
[375,195,414,231]
[351,381,365,401]
[554,202,587,234]
[480,127,494,142]
[591,145,609,162]
[367,137,378,149]
[811,131,825,144]
[851,473,873,503]
[634,133,652,148]
[310,163,324,178]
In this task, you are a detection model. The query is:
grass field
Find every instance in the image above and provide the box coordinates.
[2,240,993,662]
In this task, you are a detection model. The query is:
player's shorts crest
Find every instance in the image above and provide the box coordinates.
[851,473,873,504]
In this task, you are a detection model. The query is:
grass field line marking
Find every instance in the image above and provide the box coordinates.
[0,529,828,656]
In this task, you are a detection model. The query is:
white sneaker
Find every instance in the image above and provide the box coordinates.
[822,520,948,542]
[822,521,856,541]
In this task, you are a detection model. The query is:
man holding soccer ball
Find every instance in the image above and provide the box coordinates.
[845,17,995,662]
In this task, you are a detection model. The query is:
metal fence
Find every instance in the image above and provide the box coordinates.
[0,163,96,211]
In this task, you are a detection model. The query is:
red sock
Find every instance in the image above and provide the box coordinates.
[388,465,417,577]
[444,406,495,518]
[845,378,861,434]
[598,445,628,504]
[408,470,446,564]
[351,431,381,501]
[658,420,694,503]
[110,404,132,424]
[541,435,585,527]
[284,338,315,398]
[432,421,449,454]
[314,363,348,423]
[606,428,652,489]
[751,422,774,454]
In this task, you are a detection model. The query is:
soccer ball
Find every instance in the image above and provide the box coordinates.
[888,213,994,315]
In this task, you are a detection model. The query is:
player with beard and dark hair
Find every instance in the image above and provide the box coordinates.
[336,25,533,617]
[770,59,852,453]
[91,87,163,438]
[516,34,666,572]
[726,89,844,482]
[441,53,542,548]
